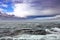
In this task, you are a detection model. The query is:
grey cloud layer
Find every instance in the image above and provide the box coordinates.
[2,0,60,9]
[2,0,60,8]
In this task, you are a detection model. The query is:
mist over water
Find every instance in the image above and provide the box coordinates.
[0,20,60,40]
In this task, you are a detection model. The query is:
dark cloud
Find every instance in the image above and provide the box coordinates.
[27,0,60,10]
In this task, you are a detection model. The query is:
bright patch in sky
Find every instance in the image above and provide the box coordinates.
[13,4,32,17]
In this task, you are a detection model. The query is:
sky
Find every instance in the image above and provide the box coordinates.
[0,0,60,19]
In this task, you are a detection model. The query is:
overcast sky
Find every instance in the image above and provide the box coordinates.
[0,0,60,19]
